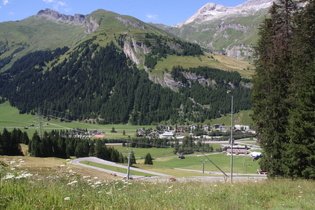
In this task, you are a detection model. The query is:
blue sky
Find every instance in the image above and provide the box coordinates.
[0,0,247,26]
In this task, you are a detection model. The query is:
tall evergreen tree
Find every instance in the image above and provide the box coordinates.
[285,0,315,179]
[252,0,297,177]
[144,153,153,165]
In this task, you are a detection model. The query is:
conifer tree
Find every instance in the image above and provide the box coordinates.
[252,0,297,177]
[144,153,153,165]
[285,0,315,179]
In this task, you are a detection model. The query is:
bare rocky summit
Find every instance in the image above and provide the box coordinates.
[37,9,86,25]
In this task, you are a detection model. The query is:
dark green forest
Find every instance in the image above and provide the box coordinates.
[252,0,315,179]
[0,36,251,125]
[0,128,126,163]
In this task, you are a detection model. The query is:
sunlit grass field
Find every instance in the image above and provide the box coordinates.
[0,101,152,138]
[1,156,314,210]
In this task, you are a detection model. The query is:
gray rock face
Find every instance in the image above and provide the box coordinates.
[36,9,86,25]
[36,9,100,34]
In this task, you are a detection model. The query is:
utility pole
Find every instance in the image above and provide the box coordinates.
[200,159,207,173]
[227,90,234,184]
[126,149,134,180]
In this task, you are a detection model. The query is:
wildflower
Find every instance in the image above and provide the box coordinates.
[95,181,102,185]
[168,185,173,189]
[64,197,70,201]
[4,173,15,179]
[67,180,78,186]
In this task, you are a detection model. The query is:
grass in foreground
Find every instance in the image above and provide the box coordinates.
[1,156,314,209]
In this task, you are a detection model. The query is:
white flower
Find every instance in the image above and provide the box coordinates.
[64,197,70,201]
[67,180,78,186]
[4,173,15,179]
[94,181,102,185]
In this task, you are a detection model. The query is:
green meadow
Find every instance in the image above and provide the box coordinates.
[153,153,259,174]
[0,101,253,139]
[0,101,152,138]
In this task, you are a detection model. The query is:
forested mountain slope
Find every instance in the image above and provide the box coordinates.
[0,9,252,125]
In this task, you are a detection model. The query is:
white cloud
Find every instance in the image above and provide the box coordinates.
[146,14,158,21]
[43,0,68,12]
[3,0,9,6]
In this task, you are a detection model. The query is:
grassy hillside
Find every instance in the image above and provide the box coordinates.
[155,52,254,78]
[0,17,86,72]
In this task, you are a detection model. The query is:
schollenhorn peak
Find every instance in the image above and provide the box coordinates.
[175,0,274,27]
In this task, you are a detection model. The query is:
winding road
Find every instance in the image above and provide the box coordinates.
[71,157,267,182]
[71,157,171,179]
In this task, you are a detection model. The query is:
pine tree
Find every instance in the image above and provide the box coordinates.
[130,152,136,165]
[285,0,315,179]
[252,0,297,177]
[144,153,153,165]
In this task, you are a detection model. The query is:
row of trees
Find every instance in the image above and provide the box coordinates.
[28,130,126,163]
[253,0,315,179]
[0,128,26,156]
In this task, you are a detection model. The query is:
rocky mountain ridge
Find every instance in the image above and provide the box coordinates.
[153,0,275,61]
[176,0,274,27]
[36,8,100,34]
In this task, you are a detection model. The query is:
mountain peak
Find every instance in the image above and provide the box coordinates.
[175,0,274,27]
[36,8,86,25]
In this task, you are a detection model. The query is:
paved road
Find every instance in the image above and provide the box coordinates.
[71,157,171,179]
[71,157,267,182]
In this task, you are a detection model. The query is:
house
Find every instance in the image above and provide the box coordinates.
[147,131,159,139]
[159,131,174,139]
[202,125,210,131]
[213,124,220,130]
[219,125,227,132]
[234,124,250,131]
[136,129,145,137]
[189,124,198,131]
[226,149,248,155]
[221,144,249,151]
[177,126,187,132]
